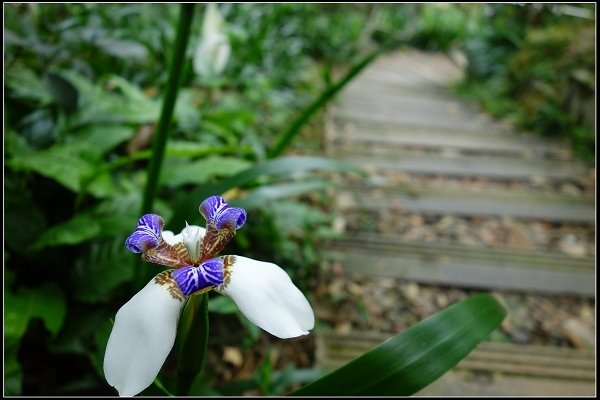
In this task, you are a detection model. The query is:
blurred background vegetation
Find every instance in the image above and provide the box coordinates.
[4,3,595,395]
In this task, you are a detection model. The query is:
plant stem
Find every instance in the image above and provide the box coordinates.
[176,294,209,396]
[134,3,195,290]
[141,3,195,215]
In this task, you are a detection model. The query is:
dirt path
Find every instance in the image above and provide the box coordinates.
[315,48,595,396]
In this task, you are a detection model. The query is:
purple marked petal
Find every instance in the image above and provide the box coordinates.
[216,207,247,230]
[171,258,224,296]
[199,195,224,223]
[199,196,247,230]
[125,214,164,253]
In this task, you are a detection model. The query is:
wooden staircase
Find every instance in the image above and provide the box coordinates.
[316,49,595,396]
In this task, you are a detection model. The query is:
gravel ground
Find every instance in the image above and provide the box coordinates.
[313,262,595,349]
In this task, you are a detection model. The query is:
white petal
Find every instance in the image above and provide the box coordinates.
[162,225,206,246]
[219,256,314,339]
[181,224,205,262]
[194,3,230,77]
[161,230,181,245]
[103,273,186,396]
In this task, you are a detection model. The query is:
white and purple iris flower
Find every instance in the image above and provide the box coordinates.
[103,196,315,396]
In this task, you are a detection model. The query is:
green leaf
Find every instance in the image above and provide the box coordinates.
[7,144,116,198]
[18,108,58,147]
[207,295,238,314]
[165,141,253,158]
[161,156,251,188]
[33,213,101,250]
[59,70,160,126]
[4,357,22,395]
[290,293,506,396]
[70,238,134,304]
[174,89,202,132]
[4,67,53,105]
[32,193,142,250]
[171,156,363,227]
[44,71,79,113]
[66,124,135,154]
[4,337,22,395]
[4,283,67,338]
[96,39,148,60]
[219,156,363,190]
[231,180,330,209]
[4,174,47,257]
[267,200,329,238]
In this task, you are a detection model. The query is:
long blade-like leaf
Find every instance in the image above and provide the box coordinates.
[170,156,362,227]
[267,44,387,158]
[291,293,506,396]
[230,180,330,209]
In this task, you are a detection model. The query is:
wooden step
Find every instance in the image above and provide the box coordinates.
[336,184,595,223]
[334,96,493,126]
[332,106,498,134]
[382,49,464,83]
[336,91,483,117]
[317,331,595,396]
[328,121,570,159]
[361,51,463,88]
[331,151,590,182]
[344,78,459,100]
[322,234,595,296]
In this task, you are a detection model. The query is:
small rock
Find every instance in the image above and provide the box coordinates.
[579,304,594,323]
[223,346,243,367]
[562,318,595,350]
[503,218,534,250]
[437,215,456,231]
[559,234,587,257]
[561,183,582,196]
[347,281,364,296]
[332,215,346,233]
[435,293,449,308]
[328,278,347,302]
[378,277,397,289]
[335,321,352,334]
[409,214,424,227]
[401,282,420,302]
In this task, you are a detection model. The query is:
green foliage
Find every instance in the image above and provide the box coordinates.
[160,156,251,188]
[4,279,67,395]
[4,282,66,338]
[409,4,470,51]
[4,3,514,396]
[454,4,596,160]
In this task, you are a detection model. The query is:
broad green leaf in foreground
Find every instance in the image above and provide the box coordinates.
[291,293,506,396]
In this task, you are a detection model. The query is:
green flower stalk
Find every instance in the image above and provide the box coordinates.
[134,3,196,291]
